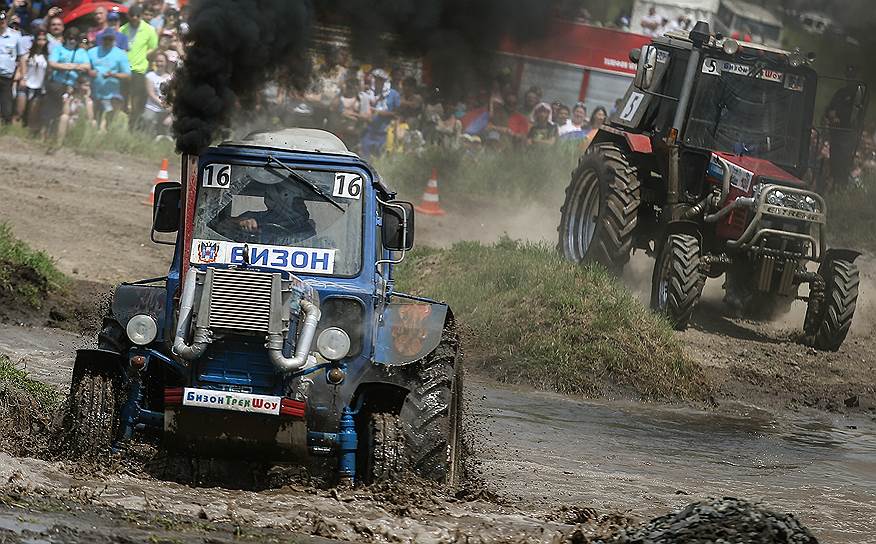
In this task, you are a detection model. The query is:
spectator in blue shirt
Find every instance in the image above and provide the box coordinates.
[88,29,130,128]
[360,68,400,159]
[45,27,89,134]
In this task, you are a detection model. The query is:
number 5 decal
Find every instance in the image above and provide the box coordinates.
[203,164,232,188]
[701,58,720,76]
[619,92,644,122]
[333,173,363,199]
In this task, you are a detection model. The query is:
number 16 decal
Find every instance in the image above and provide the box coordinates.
[203,164,232,188]
[333,173,363,199]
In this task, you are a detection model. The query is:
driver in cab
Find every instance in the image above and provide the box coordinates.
[210,177,317,244]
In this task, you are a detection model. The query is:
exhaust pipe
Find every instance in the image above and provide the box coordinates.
[172,270,210,361]
[267,299,321,371]
[704,196,756,223]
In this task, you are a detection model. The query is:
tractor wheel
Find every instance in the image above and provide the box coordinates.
[66,367,121,458]
[398,338,462,485]
[361,412,404,484]
[558,143,640,273]
[651,234,705,330]
[804,259,859,351]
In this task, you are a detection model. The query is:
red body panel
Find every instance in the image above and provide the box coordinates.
[625,133,652,153]
[712,152,806,187]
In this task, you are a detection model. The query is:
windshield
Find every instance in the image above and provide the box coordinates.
[192,163,364,276]
[684,58,811,169]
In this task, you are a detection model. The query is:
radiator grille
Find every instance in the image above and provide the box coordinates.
[208,269,274,332]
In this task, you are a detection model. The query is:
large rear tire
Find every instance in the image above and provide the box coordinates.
[651,234,704,330]
[558,143,640,273]
[398,338,462,485]
[804,259,859,351]
[66,368,121,458]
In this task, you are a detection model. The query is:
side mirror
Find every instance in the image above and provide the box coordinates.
[152,182,181,234]
[634,45,658,90]
[381,201,415,251]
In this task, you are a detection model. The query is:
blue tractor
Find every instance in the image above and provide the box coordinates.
[66,128,462,485]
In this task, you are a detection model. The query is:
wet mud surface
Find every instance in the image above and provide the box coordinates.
[0,328,874,542]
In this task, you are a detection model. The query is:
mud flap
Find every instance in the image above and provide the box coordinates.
[373,301,448,365]
[72,349,126,383]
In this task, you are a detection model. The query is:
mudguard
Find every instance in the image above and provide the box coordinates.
[823,248,861,264]
[72,348,126,382]
[373,301,448,365]
[111,284,167,336]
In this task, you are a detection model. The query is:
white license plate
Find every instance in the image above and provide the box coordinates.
[182,388,282,415]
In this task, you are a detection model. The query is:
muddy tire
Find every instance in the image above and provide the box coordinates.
[398,338,462,485]
[361,412,404,483]
[66,368,121,458]
[804,259,859,351]
[558,143,640,273]
[651,234,704,330]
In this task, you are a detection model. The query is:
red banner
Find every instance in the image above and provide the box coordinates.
[500,20,651,75]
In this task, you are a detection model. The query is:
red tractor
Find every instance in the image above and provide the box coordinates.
[558,22,866,351]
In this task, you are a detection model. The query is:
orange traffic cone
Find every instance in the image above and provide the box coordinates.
[144,158,170,206]
[414,168,446,216]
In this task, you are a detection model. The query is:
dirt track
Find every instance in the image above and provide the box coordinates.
[0,137,875,542]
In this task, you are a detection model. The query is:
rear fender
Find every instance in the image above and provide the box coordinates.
[72,349,126,383]
[373,301,449,366]
[823,248,861,264]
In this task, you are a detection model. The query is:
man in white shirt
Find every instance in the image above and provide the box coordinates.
[640,7,662,37]
[0,11,23,124]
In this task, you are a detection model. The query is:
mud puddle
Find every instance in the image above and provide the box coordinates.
[470,381,876,542]
[1,326,874,542]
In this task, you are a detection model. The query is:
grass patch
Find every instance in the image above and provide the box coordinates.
[396,239,705,401]
[0,222,66,308]
[373,143,580,205]
[0,355,62,410]
[825,186,876,254]
[0,115,176,163]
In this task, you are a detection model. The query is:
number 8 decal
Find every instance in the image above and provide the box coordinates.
[333,173,363,199]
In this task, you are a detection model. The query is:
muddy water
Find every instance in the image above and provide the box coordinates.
[1,326,875,542]
[471,381,876,543]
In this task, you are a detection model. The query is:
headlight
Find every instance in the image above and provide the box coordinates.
[126,315,158,346]
[766,190,787,206]
[800,195,820,213]
[317,327,351,361]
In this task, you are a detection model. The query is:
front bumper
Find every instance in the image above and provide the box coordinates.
[728,184,826,261]
[163,387,308,459]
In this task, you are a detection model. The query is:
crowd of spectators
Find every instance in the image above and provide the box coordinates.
[275,48,625,160]
[0,0,183,140]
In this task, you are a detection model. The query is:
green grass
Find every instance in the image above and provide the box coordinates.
[396,239,706,401]
[0,114,176,163]
[0,355,62,409]
[0,222,66,308]
[373,143,580,205]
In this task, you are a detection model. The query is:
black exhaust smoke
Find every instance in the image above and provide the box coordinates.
[172,0,557,155]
